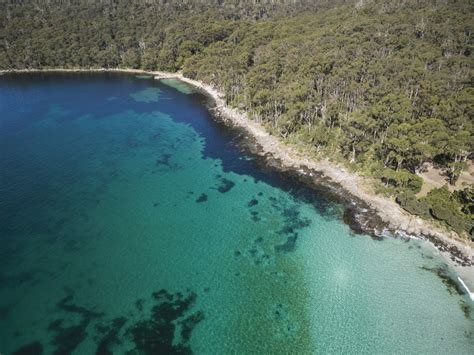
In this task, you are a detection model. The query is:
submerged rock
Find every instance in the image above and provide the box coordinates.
[250,211,261,222]
[217,178,235,193]
[248,199,259,207]
[196,193,208,203]
[275,234,299,253]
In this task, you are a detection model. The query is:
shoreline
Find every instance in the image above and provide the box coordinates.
[2,67,473,295]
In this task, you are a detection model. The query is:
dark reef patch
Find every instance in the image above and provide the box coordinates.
[275,234,298,253]
[17,287,203,354]
[155,153,172,167]
[180,311,205,343]
[268,196,312,253]
[216,177,235,193]
[57,294,104,319]
[248,198,259,207]
[459,300,471,319]
[343,207,365,235]
[343,206,384,241]
[154,152,182,172]
[126,289,204,354]
[269,197,312,235]
[270,303,298,336]
[273,303,287,321]
[421,266,464,296]
[12,341,44,355]
[241,243,273,267]
[421,234,471,266]
[250,211,261,222]
[196,193,208,203]
[50,320,89,355]
[95,317,127,355]
[48,294,104,355]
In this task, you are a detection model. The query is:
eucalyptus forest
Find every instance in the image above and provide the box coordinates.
[1,0,472,237]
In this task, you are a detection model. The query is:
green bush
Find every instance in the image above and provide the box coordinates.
[429,204,471,236]
[380,169,423,194]
[396,192,431,218]
[421,186,473,236]
[455,187,474,215]
[396,186,473,237]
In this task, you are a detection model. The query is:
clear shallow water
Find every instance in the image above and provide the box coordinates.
[0,73,472,354]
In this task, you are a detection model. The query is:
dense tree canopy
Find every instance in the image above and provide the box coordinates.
[1,0,472,236]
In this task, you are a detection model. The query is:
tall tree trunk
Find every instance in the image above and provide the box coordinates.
[350,145,356,163]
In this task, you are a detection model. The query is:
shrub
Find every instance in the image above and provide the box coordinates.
[380,169,423,194]
[396,192,430,218]
[421,186,473,235]
[455,187,474,215]
[397,186,473,237]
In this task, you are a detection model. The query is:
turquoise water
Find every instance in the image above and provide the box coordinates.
[0,73,472,354]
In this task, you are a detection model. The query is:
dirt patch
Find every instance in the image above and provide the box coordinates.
[417,162,474,197]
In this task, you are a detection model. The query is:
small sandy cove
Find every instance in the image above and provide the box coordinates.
[2,68,473,297]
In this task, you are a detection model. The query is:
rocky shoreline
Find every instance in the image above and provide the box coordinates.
[210,108,472,266]
[202,91,474,299]
[2,67,472,295]
[166,74,473,257]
